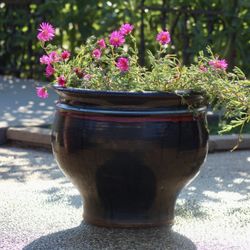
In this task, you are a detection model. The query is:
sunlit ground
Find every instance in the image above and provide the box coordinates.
[0,75,57,127]
[0,147,249,249]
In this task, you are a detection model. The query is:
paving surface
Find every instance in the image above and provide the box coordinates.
[0,146,249,250]
[0,75,57,127]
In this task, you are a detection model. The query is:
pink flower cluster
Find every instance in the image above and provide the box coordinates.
[57,75,67,87]
[90,23,133,72]
[36,87,48,99]
[97,39,106,49]
[116,57,129,72]
[37,22,72,98]
[209,59,228,70]
[39,49,71,82]
[120,23,134,35]
[45,64,55,77]
[91,23,133,61]
[109,23,134,47]
[92,39,106,60]
[92,49,102,59]
[37,21,230,100]
[156,30,171,45]
[40,51,59,65]
[37,22,55,42]
[199,58,228,73]
[40,50,70,65]
[61,50,71,60]
[109,31,125,47]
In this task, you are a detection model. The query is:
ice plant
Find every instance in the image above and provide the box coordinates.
[109,31,125,47]
[156,30,171,45]
[209,59,228,70]
[61,50,71,61]
[36,87,48,99]
[36,23,250,138]
[120,23,134,35]
[45,64,55,77]
[57,75,67,87]
[92,49,102,59]
[116,57,129,72]
[97,39,106,49]
[37,22,55,42]
[199,65,208,72]
[40,55,51,65]
[39,52,59,65]
[84,74,92,81]
[48,51,60,63]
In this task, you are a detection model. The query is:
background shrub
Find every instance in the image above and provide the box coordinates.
[0,0,249,80]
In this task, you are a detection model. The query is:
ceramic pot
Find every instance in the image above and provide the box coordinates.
[51,87,208,228]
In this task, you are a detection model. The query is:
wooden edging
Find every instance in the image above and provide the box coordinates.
[1,126,250,152]
[208,134,250,152]
[5,127,51,150]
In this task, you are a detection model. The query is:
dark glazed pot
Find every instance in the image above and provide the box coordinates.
[51,86,209,228]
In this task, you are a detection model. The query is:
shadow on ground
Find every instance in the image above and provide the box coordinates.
[23,222,196,250]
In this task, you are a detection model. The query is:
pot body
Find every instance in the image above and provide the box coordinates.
[51,87,208,228]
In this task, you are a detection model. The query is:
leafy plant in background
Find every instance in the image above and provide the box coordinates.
[0,0,250,79]
[36,22,250,143]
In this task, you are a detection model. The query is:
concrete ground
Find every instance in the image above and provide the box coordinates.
[0,146,249,250]
[0,75,56,127]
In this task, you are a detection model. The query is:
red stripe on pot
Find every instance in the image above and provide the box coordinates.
[60,112,201,123]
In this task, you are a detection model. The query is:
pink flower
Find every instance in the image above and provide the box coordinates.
[40,55,51,65]
[120,23,134,35]
[39,52,59,65]
[199,65,208,72]
[156,30,171,45]
[36,87,48,99]
[37,22,55,42]
[109,31,125,47]
[48,51,60,63]
[92,49,102,59]
[97,39,106,49]
[209,59,228,70]
[57,75,67,87]
[61,50,70,61]
[116,57,129,72]
[45,64,55,77]
[84,74,92,81]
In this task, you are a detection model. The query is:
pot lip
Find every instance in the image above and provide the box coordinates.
[52,85,205,97]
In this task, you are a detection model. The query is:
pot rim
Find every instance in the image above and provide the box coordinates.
[52,85,205,98]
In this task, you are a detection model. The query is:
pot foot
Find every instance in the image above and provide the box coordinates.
[84,216,174,229]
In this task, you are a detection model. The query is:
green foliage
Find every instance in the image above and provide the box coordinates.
[0,0,250,79]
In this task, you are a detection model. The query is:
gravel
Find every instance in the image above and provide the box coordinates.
[0,146,250,250]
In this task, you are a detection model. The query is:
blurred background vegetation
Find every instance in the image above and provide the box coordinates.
[0,0,250,80]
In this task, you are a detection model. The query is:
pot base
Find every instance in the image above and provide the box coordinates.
[84,216,174,229]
